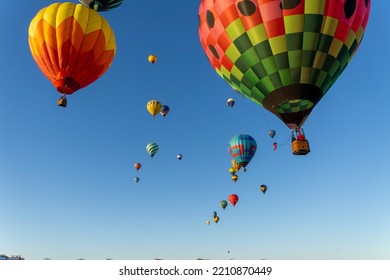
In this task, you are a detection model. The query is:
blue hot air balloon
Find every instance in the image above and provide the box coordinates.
[228,134,257,168]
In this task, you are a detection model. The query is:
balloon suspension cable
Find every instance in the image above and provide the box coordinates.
[261,107,281,148]
[261,107,271,131]
[278,132,292,146]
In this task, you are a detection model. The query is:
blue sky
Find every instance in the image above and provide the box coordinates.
[1,0,389,260]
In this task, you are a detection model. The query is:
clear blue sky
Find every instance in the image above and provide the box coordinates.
[1,0,389,260]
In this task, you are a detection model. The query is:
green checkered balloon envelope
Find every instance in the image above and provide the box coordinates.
[198,0,370,129]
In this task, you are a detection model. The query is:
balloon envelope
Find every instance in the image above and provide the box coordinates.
[231,159,242,171]
[220,200,228,209]
[28,2,116,95]
[260,184,267,194]
[228,134,257,168]
[228,194,239,207]
[146,143,159,158]
[226,98,235,107]
[160,105,170,117]
[198,0,371,129]
[134,177,140,183]
[148,54,157,64]
[134,163,141,171]
[147,100,162,117]
[268,130,276,138]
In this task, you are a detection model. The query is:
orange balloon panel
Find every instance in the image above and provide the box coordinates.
[28,2,116,94]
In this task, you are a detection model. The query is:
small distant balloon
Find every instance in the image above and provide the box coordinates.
[260,184,267,194]
[268,130,276,138]
[226,98,235,108]
[134,177,140,183]
[134,162,141,171]
[228,167,236,175]
[231,159,242,172]
[231,174,238,183]
[146,143,159,158]
[213,216,220,223]
[177,154,183,160]
[206,220,210,225]
[160,105,170,117]
[228,194,239,207]
[148,54,157,64]
[220,200,228,210]
[212,211,217,218]
[147,100,162,118]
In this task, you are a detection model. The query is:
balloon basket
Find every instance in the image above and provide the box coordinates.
[292,139,310,155]
[57,96,67,107]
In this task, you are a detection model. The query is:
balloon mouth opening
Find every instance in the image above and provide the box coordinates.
[276,99,314,114]
[55,78,80,95]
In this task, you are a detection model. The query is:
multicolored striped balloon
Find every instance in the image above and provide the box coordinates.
[228,134,257,167]
[160,105,170,118]
[146,143,159,158]
[198,0,371,129]
[28,2,116,95]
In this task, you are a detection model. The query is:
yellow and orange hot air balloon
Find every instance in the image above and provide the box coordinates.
[28,2,116,106]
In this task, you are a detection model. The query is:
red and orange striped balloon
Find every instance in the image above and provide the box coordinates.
[28,2,116,95]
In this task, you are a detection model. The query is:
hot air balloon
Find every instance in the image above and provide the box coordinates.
[231,174,238,183]
[199,0,371,153]
[228,167,236,175]
[79,0,124,11]
[177,154,183,160]
[212,211,217,218]
[213,216,220,223]
[134,177,140,183]
[228,194,239,207]
[268,130,277,150]
[220,200,228,210]
[231,159,242,172]
[147,100,162,117]
[28,2,116,107]
[260,184,267,194]
[226,98,235,108]
[268,130,276,139]
[146,143,159,158]
[206,220,210,225]
[228,134,257,168]
[148,54,157,64]
[160,105,170,118]
[134,163,142,171]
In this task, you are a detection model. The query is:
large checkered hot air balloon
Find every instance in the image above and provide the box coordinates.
[28,2,116,107]
[198,0,370,130]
